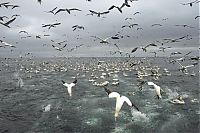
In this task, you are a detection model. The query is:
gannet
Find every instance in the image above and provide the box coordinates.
[62,79,77,96]
[104,87,139,118]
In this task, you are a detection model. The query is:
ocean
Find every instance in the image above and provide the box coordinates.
[0,57,199,133]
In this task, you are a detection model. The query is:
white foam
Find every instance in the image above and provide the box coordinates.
[131,109,149,123]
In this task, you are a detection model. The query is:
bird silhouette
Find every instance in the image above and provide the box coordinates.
[0,17,16,28]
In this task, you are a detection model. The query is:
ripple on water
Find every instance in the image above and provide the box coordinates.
[83,117,102,126]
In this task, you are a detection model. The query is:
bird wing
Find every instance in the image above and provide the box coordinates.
[185,64,194,68]
[69,8,82,11]
[101,11,110,14]
[131,47,138,53]
[52,7,58,11]
[108,5,116,10]
[53,22,61,26]
[147,82,155,86]
[72,79,77,84]
[176,61,183,67]
[4,17,16,25]
[121,96,132,106]
[89,10,98,14]
[109,92,120,98]
[55,9,66,14]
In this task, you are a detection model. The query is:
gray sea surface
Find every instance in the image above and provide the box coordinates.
[0,57,199,133]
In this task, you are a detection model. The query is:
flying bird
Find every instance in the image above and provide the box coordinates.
[133,12,140,15]
[104,87,139,119]
[0,16,8,21]
[195,16,200,19]
[0,40,16,48]
[52,44,67,51]
[131,47,138,53]
[42,22,61,29]
[175,24,194,28]
[62,79,77,97]
[55,8,82,14]
[72,25,84,31]
[37,0,42,4]
[108,2,130,13]
[89,10,109,17]
[151,24,162,27]
[0,17,16,28]
[19,30,28,34]
[91,36,118,44]
[45,7,58,15]
[0,2,10,7]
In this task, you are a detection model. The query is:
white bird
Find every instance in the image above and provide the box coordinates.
[169,96,185,105]
[62,79,77,97]
[43,104,51,112]
[176,61,195,74]
[104,87,139,118]
[0,40,16,48]
[147,82,162,99]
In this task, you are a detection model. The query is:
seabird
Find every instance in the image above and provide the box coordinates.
[151,24,162,27]
[62,79,77,97]
[42,22,61,29]
[104,87,139,118]
[52,44,67,51]
[131,47,138,53]
[0,17,16,28]
[0,40,16,48]
[89,10,109,17]
[169,96,185,104]
[147,82,162,99]
[55,8,82,15]
[72,25,84,31]
[45,7,58,15]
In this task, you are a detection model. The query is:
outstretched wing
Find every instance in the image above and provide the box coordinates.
[4,17,16,25]
[147,82,155,86]
[121,96,132,106]
[108,92,120,98]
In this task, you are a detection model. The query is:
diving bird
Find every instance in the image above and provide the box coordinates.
[104,87,139,119]
[89,10,109,17]
[147,82,162,99]
[0,17,16,28]
[62,79,77,97]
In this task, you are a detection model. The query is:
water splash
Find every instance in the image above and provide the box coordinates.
[131,108,149,123]
[13,71,24,88]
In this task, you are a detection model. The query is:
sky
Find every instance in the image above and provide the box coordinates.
[0,0,199,57]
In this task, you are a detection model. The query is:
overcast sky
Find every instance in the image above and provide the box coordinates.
[0,0,199,57]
